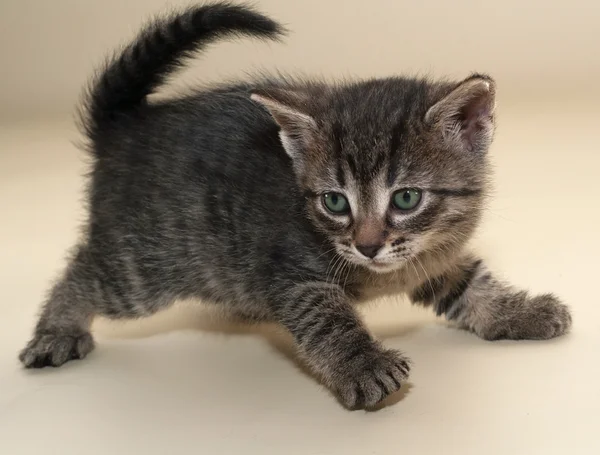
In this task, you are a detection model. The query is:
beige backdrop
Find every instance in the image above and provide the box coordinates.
[2,2,600,453]
[1,0,599,122]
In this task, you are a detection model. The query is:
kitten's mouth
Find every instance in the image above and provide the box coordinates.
[365,260,400,274]
[370,260,387,268]
[339,248,404,273]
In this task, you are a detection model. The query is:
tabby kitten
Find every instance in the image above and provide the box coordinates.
[19,2,572,409]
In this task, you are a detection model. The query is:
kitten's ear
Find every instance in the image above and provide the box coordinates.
[250,90,318,161]
[425,75,496,154]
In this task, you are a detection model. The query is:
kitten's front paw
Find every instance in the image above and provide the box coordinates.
[333,347,410,410]
[486,294,572,341]
[19,331,95,368]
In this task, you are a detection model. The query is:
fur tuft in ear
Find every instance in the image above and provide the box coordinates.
[250,91,317,161]
[425,75,496,154]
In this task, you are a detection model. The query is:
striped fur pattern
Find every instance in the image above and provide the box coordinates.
[19,3,571,410]
[411,256,572,341]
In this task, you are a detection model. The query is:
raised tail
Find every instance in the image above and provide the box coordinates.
[79,2,284,142]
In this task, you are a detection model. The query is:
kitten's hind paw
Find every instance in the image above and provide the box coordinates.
[334,348,411,410]
[19,331,95,368]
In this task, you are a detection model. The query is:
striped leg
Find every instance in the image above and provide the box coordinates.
[275,282,410,409]
[410,255,572,340]
[19,244,175,368]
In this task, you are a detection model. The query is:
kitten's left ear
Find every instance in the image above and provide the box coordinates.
[425,74,496,154]
[250,90,318,162]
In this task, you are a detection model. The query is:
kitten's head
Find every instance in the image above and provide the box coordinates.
[252,75,495,273]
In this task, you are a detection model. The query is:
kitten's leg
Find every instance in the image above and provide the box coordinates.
[275,281,410,409]
[410,255,572,340]
[19,244,173,368]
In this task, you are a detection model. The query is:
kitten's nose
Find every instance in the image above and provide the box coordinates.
[356,244,382,259]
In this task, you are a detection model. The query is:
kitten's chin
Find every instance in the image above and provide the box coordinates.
[364,261,405,274]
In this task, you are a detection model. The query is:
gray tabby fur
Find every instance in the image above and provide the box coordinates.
[19,2,571,410]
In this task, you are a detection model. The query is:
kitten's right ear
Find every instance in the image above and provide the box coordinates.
[425,74,496,154]
[250,90,318,161]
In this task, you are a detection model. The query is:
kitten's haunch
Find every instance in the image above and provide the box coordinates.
[19,2,571,410]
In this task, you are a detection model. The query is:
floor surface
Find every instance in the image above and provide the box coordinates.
[1,101,599,454]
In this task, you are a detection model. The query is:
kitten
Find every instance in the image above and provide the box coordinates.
[19,2,572,409]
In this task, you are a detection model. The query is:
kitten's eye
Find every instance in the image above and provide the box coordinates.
[392,189,422,211]
[323,192,350,214]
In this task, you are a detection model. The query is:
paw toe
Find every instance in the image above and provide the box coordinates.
[19,332,95,368]
[335,348,411,410]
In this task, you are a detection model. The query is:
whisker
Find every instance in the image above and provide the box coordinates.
[415,255,436,303]
[330,255,348,302]
[342,259,355,293]
[326,254,343,284]
[407,256,421,285]
[316,245,339,261]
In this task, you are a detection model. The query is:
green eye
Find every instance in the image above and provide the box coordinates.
[323,192,350,214]
[392,189,422,211]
